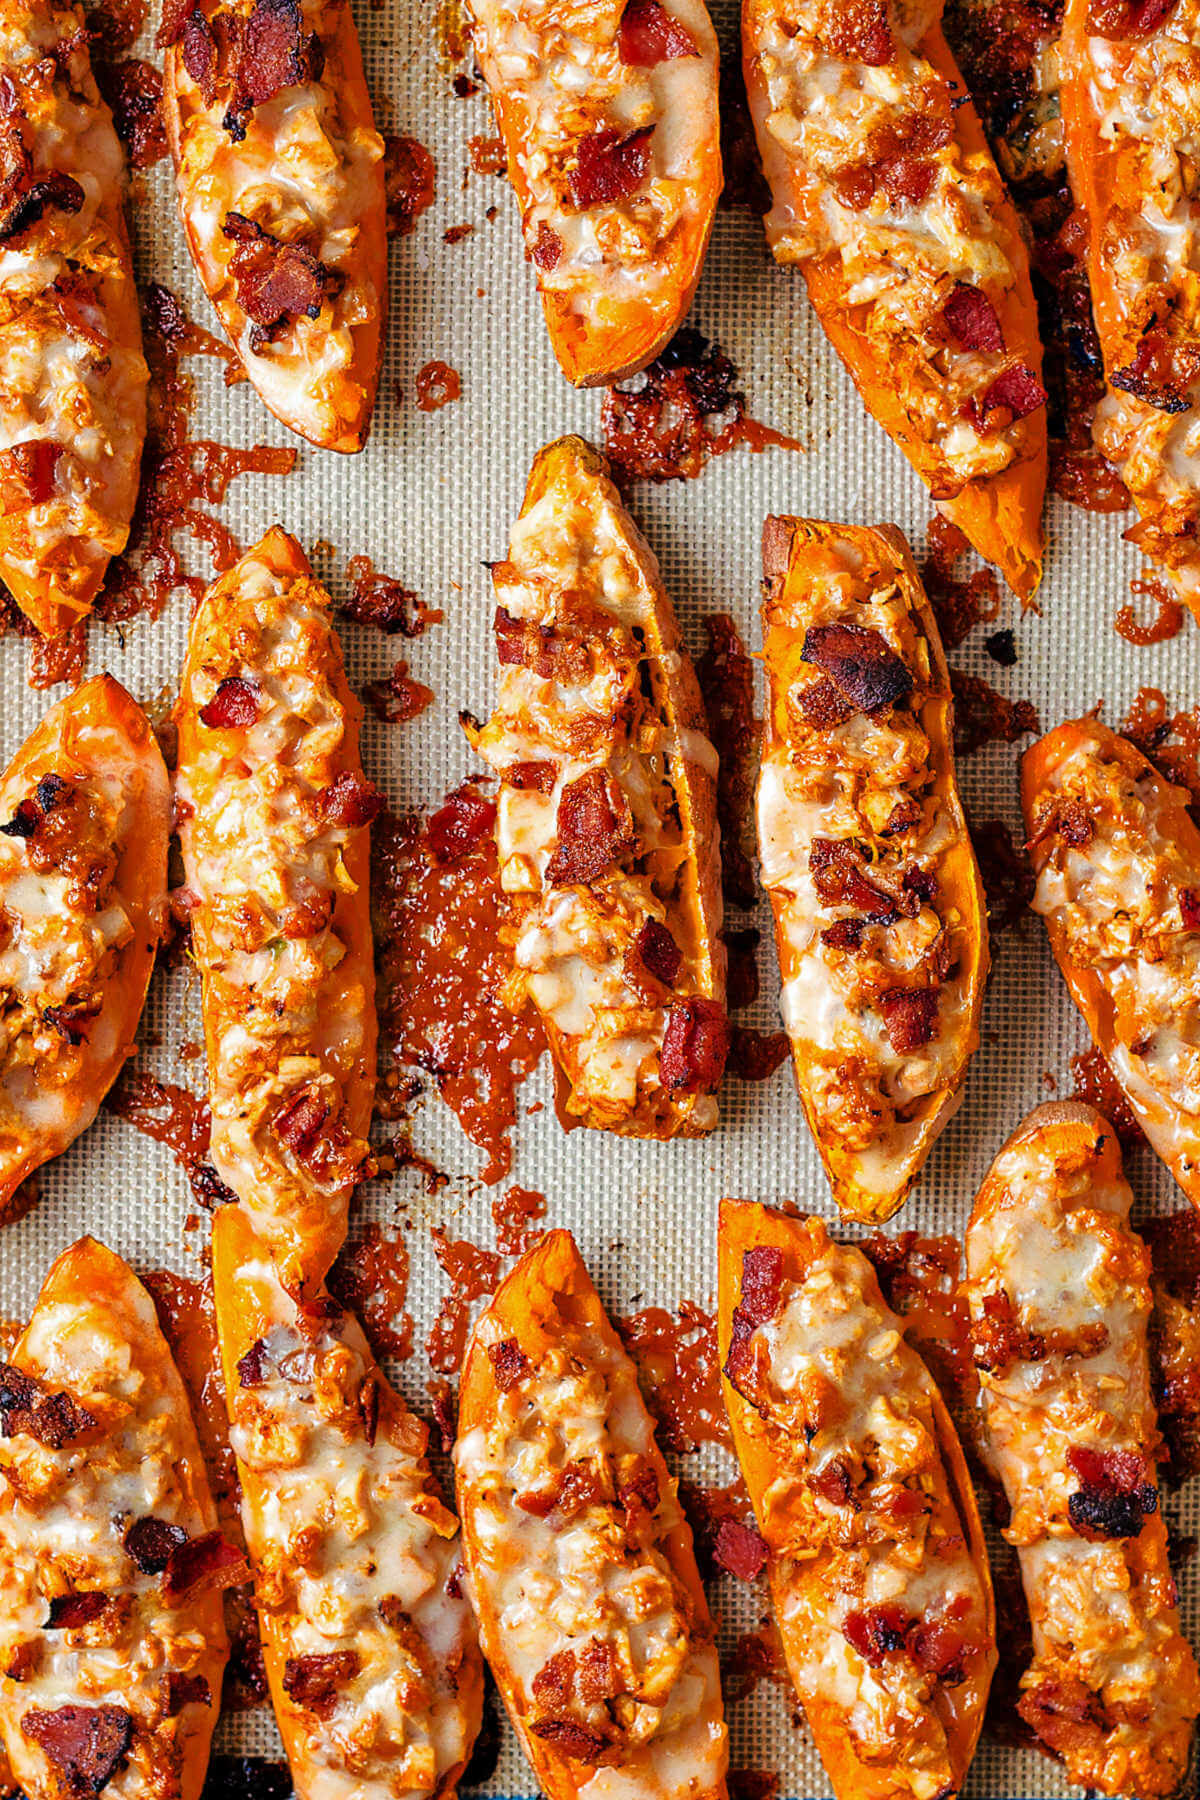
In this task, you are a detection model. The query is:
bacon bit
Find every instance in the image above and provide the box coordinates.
[1182,890,1200,930]
[1085,0,1176,37]
[494,606,588,679]
[1032,797,1093,848]
[532,1649,576,1708]
[0,798,39,839]
[223,213,341,352]
[618,1456,660,1521]
[970,1288,1109,1376]
[740,1247,784,1326]
[44,1592,108,1630]
[487,1337,530,1392]
[795,677,854,730]
[833,110,949,212]
[415,361,461,412]
[530,1720,608,1763]
[340,555,436,637]
[1110,329,1193,415]
[714,1518,768,1580]
[0,1364,94,1449]
[100,55,167,167]
[821,916,867,952]
[0,441,63,512]
[22,1706,132,1795]
[282,1651,359,1719]
[802,621,914,714]
[275,1091,330,1162]
[660,997,729,1093]
[810,837,898,921]
[158,0,196,45]
[357,1373,380,1447]
[578,1637,620,1703]
[908,1615,968,1685]
[517,1460,605,1519]
[41,999,97,1046]
[199,675,260,729]
[505,760,557,794]
[0,163,84,242]
[811,1456,857,1509]
[1019,1674,1109,1761]
[362,659,434,725]
[546,770,634,886]
[426,785,495,862]
[843,1603,910,1667]
[166,1673,211,1713]
[618,0,697,64]
[950,669,1038,757]
[824,0,893,61]
[633,918,681,987]
[972,364,1047,427]
[318,771,384,828]
[236,1340,269,1388]
[943,284,1005,353]
[180,9,217,103]
[162,1531,248,1602]
[568,125,654,209]
[383,135,436,236]
[880,987,938,1052]
[530,221,562,270]
[1066,1445,1157,1539]
[236,0,323,114]
[443,222,473,245]
[5,1640,40,1682]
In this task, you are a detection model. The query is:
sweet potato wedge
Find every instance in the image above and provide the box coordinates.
[965,1102,1200,1795]
[757,519,988,1221]
[175,529,376,1296]
[467,0,721,385]
[1060,0,1200,614]
[0,676,168,1218]
[1022,718,1200,1206]
[455,1228,728,1800]
[0,1237,228,1800]
[744,0,1047,599]
[717,1200,995,1800]
[161,0,387,451]
[467,436,727,1137]
[0,0,147,637]
[212,1205,483,1800]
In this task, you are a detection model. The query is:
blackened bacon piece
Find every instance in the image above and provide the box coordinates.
[199,675,260,729]
[318,771,384,828]
[1110,330,1193,416]
[1066,1445,1158,1540]
[124,1516,188,1575]
[0,1363,94,1449]
[973,364,1047,425]
[223,212,342,352]
[801,622,913,714]
[567,127,655,210]
[0,102,84,244]
[880,987,938,1052]
[44,1592,108,1630]
[713,1517,768,1579]
[823,0,893,63]
[545,770,635,886]
[842,1603,910,1667]
[530,1718,609,1763]
[0,442,63,513]
[487,1337,530,1392]
[660,996,729,1093]
[943,284,1005,353]
[22,1706,133,1795]
[181,9,219,104]
[282,1651,360,1718]
[162,1530,248,1601]
[237,0,324,109]
[618,0,698,65]
[809,838,898,922]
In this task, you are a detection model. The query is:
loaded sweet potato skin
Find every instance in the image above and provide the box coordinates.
[964,1102,1200,1796]
[717,1200,995,1800]
[1022,719,1200,1207]
[212,1206,484,1800]
[0,1237,229,1800]
[175,528,376,1296]
[467,436,726,1139]
[468,0,721,385]
[1060,0,1200,613]
[0,676,169,1219]
[455,1229,728,1800]
[756,519,987,1221]
[161,0,387,451]
[743,0,1047,599]
[0,0,147,637]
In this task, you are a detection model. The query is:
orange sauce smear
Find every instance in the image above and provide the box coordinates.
[329,1223,414,1362]
[616,1301,730,1453]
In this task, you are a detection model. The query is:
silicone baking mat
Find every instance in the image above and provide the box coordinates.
[1,0,1196,1793]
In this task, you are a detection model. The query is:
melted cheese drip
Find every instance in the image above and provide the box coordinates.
[228,1258,478,1800]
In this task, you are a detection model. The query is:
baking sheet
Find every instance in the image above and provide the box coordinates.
[1,0,1197,1793]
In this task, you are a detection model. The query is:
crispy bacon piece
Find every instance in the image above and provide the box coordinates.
[578,1637,620,1703]
[530,222,562,271]
[161,1530,248,1602]
[880,988,938,1053]
[809,838,899,922]
[1086,0,1177,35]
[504,760,557,793]
[633,918,682,987]
[22,1706,133,1795]
[1030,797,1094,849]
[1018,1674,1108,1760]
[1109,330,1193,416]
[908,1614,968,1685]
[282,1651,359,1719]
[42,998,100,1046]
[44,1592,108,1630]
[516,1460,605,1520]
[618,1456,660,1518]
[487,1337,530,1392]
[740,1247,784,1326]
[274,1091,330,1161]
[842,1603,910,1667]
[222,212,342,352]
[821,916,867,952]
[943,285,1005,354]
[165,1673,211,1712]
[426,784,495,861]
[969,1288,1109,1375]
[318,771,383,828]
[159,0,199,45]
[801,622,913,714]
[1182,889,1200,930]
[832,112,950,211]
[567,127,655,210]
[493,607,589,681]
[199,676,260,730]
[796,676,854,730]
[713,1517,768,1579]
[0,1363,94,1449]
[180,10,219,104]
[529,1718,609,1763]
[235,0,324,112]
[0,144,84,242]
[823,0,893,63]
[972,364,1047,427]
[0,442,63,513]
[546,770,635,886]
[531,1649,575,1708]
[810,1455,857,1509]
[660,996,728,1093]
[618,0,698,64]
[1066,1444,1158,1540]
[236,1340,269,1387]
[123,1517,188,1575]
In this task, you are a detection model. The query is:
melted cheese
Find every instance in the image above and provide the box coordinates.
[228,1257,478,1800]
[0,1243,226,1800]
[0,1,146,614]
[467,0,717,328]
[965,1113,1200,1797]
[455,1306,725,1800]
